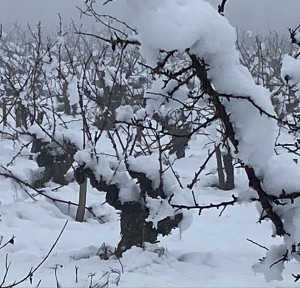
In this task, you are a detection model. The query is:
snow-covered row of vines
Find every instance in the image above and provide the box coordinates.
[95,0,300,281]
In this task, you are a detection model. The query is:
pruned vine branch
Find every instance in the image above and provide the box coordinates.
[169,194,237,216]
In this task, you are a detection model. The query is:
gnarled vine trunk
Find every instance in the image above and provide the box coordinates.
[74,166,182,257]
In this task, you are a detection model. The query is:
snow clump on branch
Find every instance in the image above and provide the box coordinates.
[107,0,300,281]
[122,0,277,177]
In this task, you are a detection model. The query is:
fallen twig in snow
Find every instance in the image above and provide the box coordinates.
[0,220,68,288]
[246,238,269,251]
[0,236,15,250]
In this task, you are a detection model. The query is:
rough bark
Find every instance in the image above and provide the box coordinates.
[33,139,77,187]
[215,145,225,189]
[223,151,235,190]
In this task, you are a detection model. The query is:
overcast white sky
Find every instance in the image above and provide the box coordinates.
[0,0,299,35]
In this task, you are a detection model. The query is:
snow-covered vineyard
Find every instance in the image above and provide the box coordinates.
[1,0,300,286]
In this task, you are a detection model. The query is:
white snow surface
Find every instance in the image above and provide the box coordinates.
[252,244,286,282]
[281,55,300,85]
[1,0,300,286]
[115,105,134,123]
[145,197,175,229]
[0,156,296,287]
[0,128,299,287]
[262,153,300,197]
[0,162,297,287]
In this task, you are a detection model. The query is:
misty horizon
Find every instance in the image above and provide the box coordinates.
[0,0,299,36]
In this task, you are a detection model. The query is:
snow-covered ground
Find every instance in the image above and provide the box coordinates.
[0,135,298,288]
[1,1,300,287]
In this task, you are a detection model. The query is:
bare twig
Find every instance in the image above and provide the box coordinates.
[0,236,15,250]
[169,194,237,215]
[246,238,269,251]
[1,221,68,288]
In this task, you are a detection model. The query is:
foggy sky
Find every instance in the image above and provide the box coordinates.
[0,0,299,35]
[211,0,300,34]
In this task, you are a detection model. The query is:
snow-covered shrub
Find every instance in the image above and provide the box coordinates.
[83,0,300,281]
[4,0,300,282]
[74,151,192,257]
[237,30,299,120]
